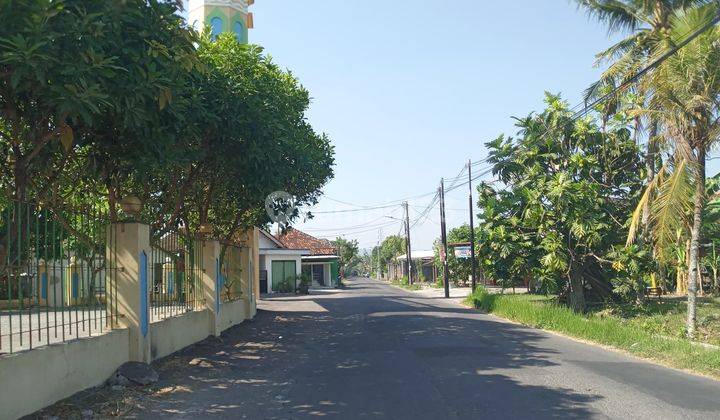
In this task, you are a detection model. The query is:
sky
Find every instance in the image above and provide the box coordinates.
[236,1,714,251]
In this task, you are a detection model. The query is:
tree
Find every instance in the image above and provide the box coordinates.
[0,2,335,277]
[372,235,406,275]
[434,224,474,287]
[332,237,359,277]
[0,0,199,210]
[483,93,644,310]
[627,4,720,336]
[142,34,334,244]
[577,0,709,257]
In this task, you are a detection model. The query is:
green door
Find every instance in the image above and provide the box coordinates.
[271,260,296,292]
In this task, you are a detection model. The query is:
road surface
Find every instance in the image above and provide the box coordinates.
[126,277,720,419]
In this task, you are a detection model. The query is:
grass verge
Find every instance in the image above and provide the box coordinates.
[465,286,720,379]
[389,277,422,291]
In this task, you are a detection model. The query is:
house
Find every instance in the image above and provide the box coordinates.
[276,228,340,289]
[258,229,308,294]
[390,250,437,283]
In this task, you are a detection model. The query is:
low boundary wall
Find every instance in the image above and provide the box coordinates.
[151,310,211,360]
[0,329,130,420]
[2,302,255,419]
[218,299,248,333]
[0,227,260,419]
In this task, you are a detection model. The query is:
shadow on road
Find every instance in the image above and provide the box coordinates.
[119,278,602,419]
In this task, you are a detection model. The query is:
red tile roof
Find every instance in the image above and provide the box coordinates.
[276,228,337,256]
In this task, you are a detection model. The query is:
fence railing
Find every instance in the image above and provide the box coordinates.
[149,230,204,322]
[0,201,117,354]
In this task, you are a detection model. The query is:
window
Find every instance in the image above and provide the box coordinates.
[210,17,223,40]
[233,21,244,42]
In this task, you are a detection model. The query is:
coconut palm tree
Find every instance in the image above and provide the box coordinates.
[632,4,720,336]
[577,0,710,233]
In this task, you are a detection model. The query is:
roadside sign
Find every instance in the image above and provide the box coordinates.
[454,245,471,259]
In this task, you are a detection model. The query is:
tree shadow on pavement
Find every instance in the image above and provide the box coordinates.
[33,279,603,419]
[128,287,602,419]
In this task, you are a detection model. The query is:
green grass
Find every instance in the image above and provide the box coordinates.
[465,287,720,379]
[390,277,422,291]
[592,297,720,347]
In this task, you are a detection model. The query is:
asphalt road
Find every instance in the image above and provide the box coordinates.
[131,277,720,419]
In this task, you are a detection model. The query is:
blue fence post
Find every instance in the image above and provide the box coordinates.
[140,251,148,338]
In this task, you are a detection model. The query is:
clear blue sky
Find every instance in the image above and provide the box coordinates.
[240,1,715,251]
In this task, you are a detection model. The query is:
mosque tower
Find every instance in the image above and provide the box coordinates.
[188,0,254,43]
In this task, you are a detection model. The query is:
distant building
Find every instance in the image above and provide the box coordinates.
[258,230,307,294]
[188,0,254,43]
[276,229,340,289]
[390,250,437,283]
[257,228,340,293]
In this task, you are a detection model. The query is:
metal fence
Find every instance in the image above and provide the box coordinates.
[149,230,204,322]
[0,201,117,354]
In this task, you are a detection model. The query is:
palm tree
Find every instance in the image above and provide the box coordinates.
[635,4,720,336]
[577,0,709,234]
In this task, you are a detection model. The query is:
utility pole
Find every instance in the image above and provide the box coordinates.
[468,159,477,292]
[403,201,413,285]
[376,229,382,280]
[439,179,450,298]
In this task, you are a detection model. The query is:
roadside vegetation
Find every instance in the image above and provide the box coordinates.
[390,276,421,291]
[460,1,720,342]
[466,286,720,378]
[0,0,334,246]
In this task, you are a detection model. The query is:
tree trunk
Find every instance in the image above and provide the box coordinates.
[687,147,705,338]
[568,264,585,312]
[13,162,27,202]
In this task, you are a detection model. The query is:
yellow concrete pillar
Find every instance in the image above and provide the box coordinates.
[251,227,259,317]
[65,256,79,306]
[108,222,152,363]
[37,258,47,306]
[199,237,221,337]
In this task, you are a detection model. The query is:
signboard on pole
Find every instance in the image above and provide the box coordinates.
[454,245,471,259]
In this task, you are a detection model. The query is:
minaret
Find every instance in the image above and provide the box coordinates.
[188,0,254,43]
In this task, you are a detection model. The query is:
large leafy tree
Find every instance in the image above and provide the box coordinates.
[483,93,644,310]
[143,35,334,243]
[0,0,198,209]
[0,2,335,271]
[372,235,406,275]
[475,184,538,291]
[332,237,360,276]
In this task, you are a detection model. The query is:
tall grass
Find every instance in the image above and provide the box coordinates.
[466,286,720,378]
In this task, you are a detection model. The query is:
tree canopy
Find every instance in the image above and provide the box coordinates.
[0,0,334,246]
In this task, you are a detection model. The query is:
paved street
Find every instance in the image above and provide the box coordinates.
[119,277,720,419]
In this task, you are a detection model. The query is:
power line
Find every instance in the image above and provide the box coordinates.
[310,203,400,214]
[572,9,720,121]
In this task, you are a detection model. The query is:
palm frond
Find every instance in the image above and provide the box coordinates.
[626,161,667,245]
[650,159,694,259]
[576,0,645,34]
[594,30,648,66]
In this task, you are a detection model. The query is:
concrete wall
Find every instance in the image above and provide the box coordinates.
[0,223,260,419]
[0,329,129,420]
[150,310,211,360]
[218,299,247,332]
